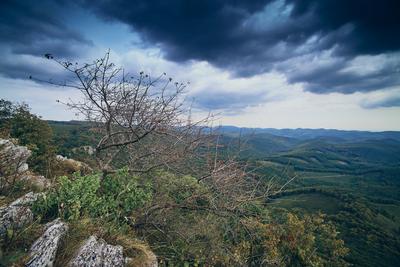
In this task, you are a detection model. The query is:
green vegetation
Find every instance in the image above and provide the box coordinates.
[8,100,400,266]
[244,211,349,266]
[48,120,98,160]
[31,170,348,266]
[33,169,152,223]
[250,136,400,267]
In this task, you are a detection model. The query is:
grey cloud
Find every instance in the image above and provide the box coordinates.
[285,54,400,94]
[81,0,400,109]
[361,94,400,109]
[81,0,400,94]
[0,0,92,80]
[1,0,400,98]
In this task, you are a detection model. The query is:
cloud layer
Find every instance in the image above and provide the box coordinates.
[0,0,92,79]
[0,0,399,117]
[81,0,400,95]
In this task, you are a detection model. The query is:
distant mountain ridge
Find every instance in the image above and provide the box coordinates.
[47,121,400,142]
[217,125,400,142]
[216,126,400,168]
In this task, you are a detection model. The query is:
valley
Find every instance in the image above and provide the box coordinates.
[230,128,400,267]
[36,121,400,266]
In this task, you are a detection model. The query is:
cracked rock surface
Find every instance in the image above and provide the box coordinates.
[0,138,31,175]
[0,192,41,239]
[26,218,68,267]
[69,235,125,267]
[0,139,50,189]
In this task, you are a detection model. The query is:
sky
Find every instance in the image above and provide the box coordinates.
[0,0,399,131]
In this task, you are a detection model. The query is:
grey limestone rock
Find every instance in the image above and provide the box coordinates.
[0,139,50,189]
[26,218,69,267]
[69,235,125,267]
[0,192,41,239]
[0,138,31,176]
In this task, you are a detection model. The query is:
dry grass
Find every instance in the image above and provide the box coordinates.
[0,221,44,266]
[53,218,98,266]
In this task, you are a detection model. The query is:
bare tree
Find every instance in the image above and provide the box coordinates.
[41,52,211,177]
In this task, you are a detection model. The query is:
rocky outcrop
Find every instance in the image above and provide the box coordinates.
[0,139,31,176]
[1,191,159,266]
[26,218,68,267]
[0,192,41,239]
[0,138,50,189]
[69,235,125,267]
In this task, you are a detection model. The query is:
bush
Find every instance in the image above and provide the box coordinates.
[96,168,152,222]
[33,169,152,223]
[244,211,349,266]
[33,173,100,220]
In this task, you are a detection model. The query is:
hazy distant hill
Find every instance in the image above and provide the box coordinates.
[218,125,400,142]
[217,126,400,168]
[48,121,400,165]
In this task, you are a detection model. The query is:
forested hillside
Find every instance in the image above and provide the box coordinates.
[235,129,400,267]
[48,120,400,266]
[44,122,400,266]
[1,98,399,266]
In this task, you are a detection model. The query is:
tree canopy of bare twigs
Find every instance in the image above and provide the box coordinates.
[42,51,212,177]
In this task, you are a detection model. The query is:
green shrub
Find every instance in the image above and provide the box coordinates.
[96,168,152,222]
[33,173,100,220]
[154,172,209,205]
[33,169,152,223]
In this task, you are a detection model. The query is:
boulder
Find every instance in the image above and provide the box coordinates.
[0,192,41,239]
[0,139,50,189]
[26,218,68,267]
[69,235,125,267]
[0,139,31,176]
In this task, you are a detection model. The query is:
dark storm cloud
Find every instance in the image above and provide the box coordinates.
[82,0,280,69]
[1,0,400,102]
[0,0,92,79]
[83,0,273,61]
[286,0,400,56]
[83,0,400,93]
[285,55,400,94]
